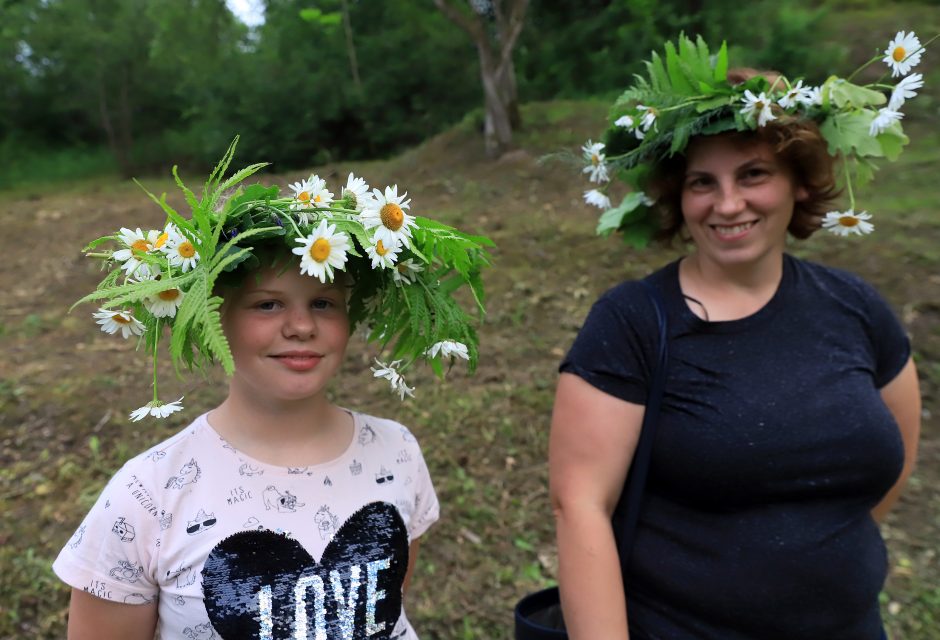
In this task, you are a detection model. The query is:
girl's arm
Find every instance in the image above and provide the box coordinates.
[872,357,921,523]
[67,588,158,640]
[549,373,646,640]
[403,539,421,594]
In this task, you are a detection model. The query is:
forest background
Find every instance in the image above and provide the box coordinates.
[1,0,939,638]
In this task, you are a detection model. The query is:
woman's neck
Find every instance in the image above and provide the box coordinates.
[209,391,354,467]
[679,252,785,321]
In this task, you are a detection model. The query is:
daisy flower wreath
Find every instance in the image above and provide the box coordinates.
[581,31,935,247]
[76,138,493,421]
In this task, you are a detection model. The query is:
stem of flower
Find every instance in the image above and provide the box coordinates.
[843,160,856,211]
[846,54,883,84]
[151,320,160,403]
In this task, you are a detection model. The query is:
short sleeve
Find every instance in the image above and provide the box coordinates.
[406,441,439,541]
[52,462,160,604]
[860,280,911,388]
[559,282,658,405]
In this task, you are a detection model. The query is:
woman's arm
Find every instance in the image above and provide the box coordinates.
[549,373,646,640]
[872,357,921,523]
[67,588,158,640]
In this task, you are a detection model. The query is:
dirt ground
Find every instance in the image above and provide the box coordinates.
[1,102,938,638]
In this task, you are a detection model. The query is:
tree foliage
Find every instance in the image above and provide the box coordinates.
[1,0,848,179]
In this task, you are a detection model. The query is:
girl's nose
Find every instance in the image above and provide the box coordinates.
[284,308,316,338]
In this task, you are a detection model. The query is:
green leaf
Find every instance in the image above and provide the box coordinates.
[819,111,884,157]
[828,79,886,109]
[876,126,908,161]
[713,41,728,83]
[596,192,648,236]
[664,40,693,95]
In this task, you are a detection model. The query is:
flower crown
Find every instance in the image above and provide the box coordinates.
[582,31,931,246]
[77,139,493,421]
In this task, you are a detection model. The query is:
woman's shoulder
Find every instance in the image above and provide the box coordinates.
[787,255,891,308]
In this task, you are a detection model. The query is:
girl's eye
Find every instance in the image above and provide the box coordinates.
[256,301,280,311]
[312,299,335,310]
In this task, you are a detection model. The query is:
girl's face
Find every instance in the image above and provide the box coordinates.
[221,262,350,406]
[680,135,808,270]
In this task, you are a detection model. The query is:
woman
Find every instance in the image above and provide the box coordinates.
[550,35,923,639]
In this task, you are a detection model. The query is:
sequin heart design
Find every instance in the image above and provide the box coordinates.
[202,501,408,639]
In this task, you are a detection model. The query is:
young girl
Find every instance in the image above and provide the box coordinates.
[53,141,491,639]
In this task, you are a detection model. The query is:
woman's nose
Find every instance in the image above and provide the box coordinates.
[714,183,745,215]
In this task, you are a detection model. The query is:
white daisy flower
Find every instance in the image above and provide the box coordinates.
[740,90,777,127]
[426,340,469,360]
[777,80,815,110]
[869,107,903,136]
[289,176,316,209]
[581,140,609,184]
[93,308,145,339]
[883,31,923,77]
[144,286,185,319]
[292,219,350,283]
[637,105,658,131]
[342,173,372,212]
[366,238,401,269]
[360,185,416,248]
[802,85,824,106]
[371,359,415,400]
[888,73,924,110]
[614,115,635,128]
[391,258,424,286]
[162,228,200,272]
[129,397,185,422]
[583,189,611,210]
[113,227,161,278]
[293,220,350,283]
[822,210,874,236]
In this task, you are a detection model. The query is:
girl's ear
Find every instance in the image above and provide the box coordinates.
[795,185,809,202]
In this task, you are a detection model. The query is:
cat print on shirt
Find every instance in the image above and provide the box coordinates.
[112,517,135,542]
[314,505,339,540]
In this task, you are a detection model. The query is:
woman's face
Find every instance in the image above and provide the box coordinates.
[680,135,808,270]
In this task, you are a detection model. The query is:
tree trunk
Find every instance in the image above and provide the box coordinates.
[433,0,528,158]
[477,42,513,157]
[97,77,132,178]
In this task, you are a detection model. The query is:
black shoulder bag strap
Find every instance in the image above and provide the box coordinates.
[615,278,669,575]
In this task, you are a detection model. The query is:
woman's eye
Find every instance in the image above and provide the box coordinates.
[685,176,711,189]
[742,168,769,181]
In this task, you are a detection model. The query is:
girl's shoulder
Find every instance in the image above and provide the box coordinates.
[349,411,423,450]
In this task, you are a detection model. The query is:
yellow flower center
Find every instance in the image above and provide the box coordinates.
[158,288,181,301]
[839,216,859,227]
[755,100,765,111]
[310,238,332,262]
[155,232,169,248]
[131,239,151,254]
[893,46,906,62]
[380,203,405,231]
[298,191,311,203]
[314,193,324,204]
[375,240,389,256]
[178,241,196,259]
[591,153,600,166]
[113,314,133,324]
[396,262,410,274]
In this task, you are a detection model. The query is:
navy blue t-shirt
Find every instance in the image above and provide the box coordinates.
[561,255,910,640]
